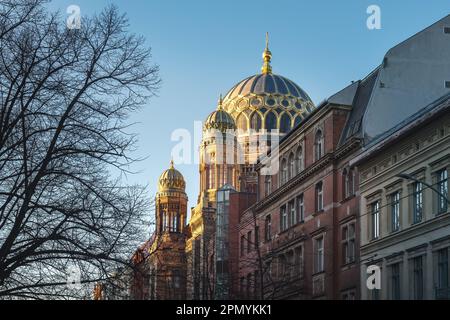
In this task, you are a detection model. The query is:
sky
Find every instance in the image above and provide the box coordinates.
[50,0,450,212]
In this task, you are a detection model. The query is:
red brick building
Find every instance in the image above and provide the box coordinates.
[238,70,378,299]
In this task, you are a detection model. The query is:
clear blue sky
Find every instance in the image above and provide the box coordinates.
[52,0,449,212]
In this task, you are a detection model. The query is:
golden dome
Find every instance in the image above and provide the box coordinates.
[158,160,186,192]
[222,33,315,134]
[204,95,236,132]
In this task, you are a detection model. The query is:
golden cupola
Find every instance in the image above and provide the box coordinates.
[221,33,315,134]
[158,160,186,193]
[204,95,236,132]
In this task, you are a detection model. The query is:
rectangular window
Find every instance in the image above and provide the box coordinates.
[391,192,400,232]
[344,170,355,199]
[342,223,356,265]
[254,270,259,299]
[295,246,304,279]
[413,182,423,224]
[246,273,251,298]
[315,237,324,273]
[296,194,304,222]
[371,201,380,239]
[247,231,252,254]
[254,226,259,249]
[240,235,245,256]
[264,176,271,197]
[316,182,323,212]
[412,256,424,300]
[390,263,401,300]
[240,277,245,298]
[264,215,271,241]
[288,200,296,227]
[437,169,448,214]
[280,205,287,232]
[438,248,449,291]
[372,287,380,300]
[287,251,294,280]
[342,290,356,300]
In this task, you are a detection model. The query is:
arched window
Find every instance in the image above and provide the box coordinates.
[237,113,248,131]
[162,211,169,231]
[295,146,304,173]
[172,213,180,232]
[279,113,291,134]
[265,111,277,132]
[315,129,324,161]
[288,152,295,179]
[250,112,262,131]
[293,115,302,128]
[281,158,288,185]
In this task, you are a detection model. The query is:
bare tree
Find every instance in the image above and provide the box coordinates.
[0,0,160,299]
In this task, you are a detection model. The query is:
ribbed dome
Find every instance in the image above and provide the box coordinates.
[219,35,315,134]
[204,108,236,132]
[158,161,185,192]
[221,73,315,133]
[223,73,313,103]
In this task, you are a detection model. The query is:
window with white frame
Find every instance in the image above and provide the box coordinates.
[296,194,304,223]
[315,236,324,273]
[288,152,295,179]
[280,205,288,232]
[296,146,304,174]
[391,192,400,232]
[413,182,423,224]
[371,201,380,239]
[342,223,356,264]
[315,129,324,161]
[343,168,355,199]
[288,200,296,228]
[281,158,288,185]
[316,182,323,212]
[436,169,448,214]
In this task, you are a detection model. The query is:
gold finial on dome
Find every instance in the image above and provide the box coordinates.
[217,94,223,110]
[170,158,174,169]
[261,32,272,74]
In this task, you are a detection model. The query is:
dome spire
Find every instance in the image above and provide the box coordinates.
[261,32,272,74]
[217,94,223,110]
[170,158,174,169]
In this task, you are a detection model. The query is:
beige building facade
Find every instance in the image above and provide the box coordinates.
[354,98,450,300]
